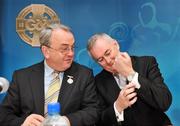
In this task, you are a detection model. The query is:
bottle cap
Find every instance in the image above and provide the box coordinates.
[48,102,61,115]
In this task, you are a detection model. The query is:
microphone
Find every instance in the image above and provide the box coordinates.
[0,77,9,94]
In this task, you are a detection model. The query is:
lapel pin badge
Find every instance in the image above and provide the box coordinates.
[67,75,73,84]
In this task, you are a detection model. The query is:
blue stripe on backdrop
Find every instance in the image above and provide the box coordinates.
[0,0,180,125]
[0,1,6,99]
[0,0,5,76]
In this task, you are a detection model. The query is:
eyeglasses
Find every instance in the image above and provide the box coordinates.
[46,45,76,55]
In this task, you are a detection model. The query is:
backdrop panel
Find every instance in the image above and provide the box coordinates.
[0,0,180,125]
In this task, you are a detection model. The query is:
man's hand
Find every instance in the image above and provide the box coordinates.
[113,52,135,77]
[21,114,44,126]
[115,83,137,112]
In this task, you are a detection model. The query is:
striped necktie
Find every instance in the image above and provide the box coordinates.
[44,71,61,117]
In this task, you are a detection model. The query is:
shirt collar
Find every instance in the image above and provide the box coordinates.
[114,73,126,81]
[44,60,54,77]
[44,60,64,77]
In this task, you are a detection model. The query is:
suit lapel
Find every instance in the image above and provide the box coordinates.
[30,62,44,115]
[131,56,137,71]
[102,71,120,103]
[58,63,76,112]
[108,75,120,102]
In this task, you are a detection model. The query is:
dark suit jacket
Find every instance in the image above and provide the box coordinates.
[96,56,172,126]
[0,61,100,126]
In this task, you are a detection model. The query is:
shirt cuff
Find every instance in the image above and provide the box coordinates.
[132,72,141,89]
[114,102,124,122]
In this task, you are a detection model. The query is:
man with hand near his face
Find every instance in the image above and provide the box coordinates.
[87,33,172,126]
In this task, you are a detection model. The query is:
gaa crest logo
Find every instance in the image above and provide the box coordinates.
[16,4,60,47]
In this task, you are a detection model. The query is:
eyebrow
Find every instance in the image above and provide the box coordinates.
[60,43,75,47]
[96,49,110,61]
[104,49,110,54]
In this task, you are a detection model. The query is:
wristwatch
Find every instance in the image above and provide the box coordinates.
[127,72,136,82]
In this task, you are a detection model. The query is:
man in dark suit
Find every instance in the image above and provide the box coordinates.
[87,33,172,126]
[0,24,99,126]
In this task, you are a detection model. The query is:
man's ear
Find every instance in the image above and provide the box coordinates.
[41,46,50,59]
[113,40,120,50]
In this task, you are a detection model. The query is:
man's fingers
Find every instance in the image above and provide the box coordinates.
[123,87,136,96]
[22,114,45,126]
[123,83,136,90]
[129,96,137,106]
[126,92,137,100]
[120,52,130,59]
[32,114,44,122]
[31,118,43,126]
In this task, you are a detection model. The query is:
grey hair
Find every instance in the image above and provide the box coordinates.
[87,33,114,51]
[39,23,72,47]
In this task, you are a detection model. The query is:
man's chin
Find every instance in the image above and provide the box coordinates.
[68,60,73,64]
[66,61,73,67]
[61,64,71,71]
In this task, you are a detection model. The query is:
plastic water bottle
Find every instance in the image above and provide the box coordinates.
[41,102,68,126]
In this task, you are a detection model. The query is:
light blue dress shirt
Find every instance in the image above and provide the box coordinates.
[44,60,64,95]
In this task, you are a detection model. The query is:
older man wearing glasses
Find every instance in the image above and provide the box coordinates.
[0,24,100,126]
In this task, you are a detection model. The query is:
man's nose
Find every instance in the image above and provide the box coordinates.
[104,56,112,64]
[67,49,74,56]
